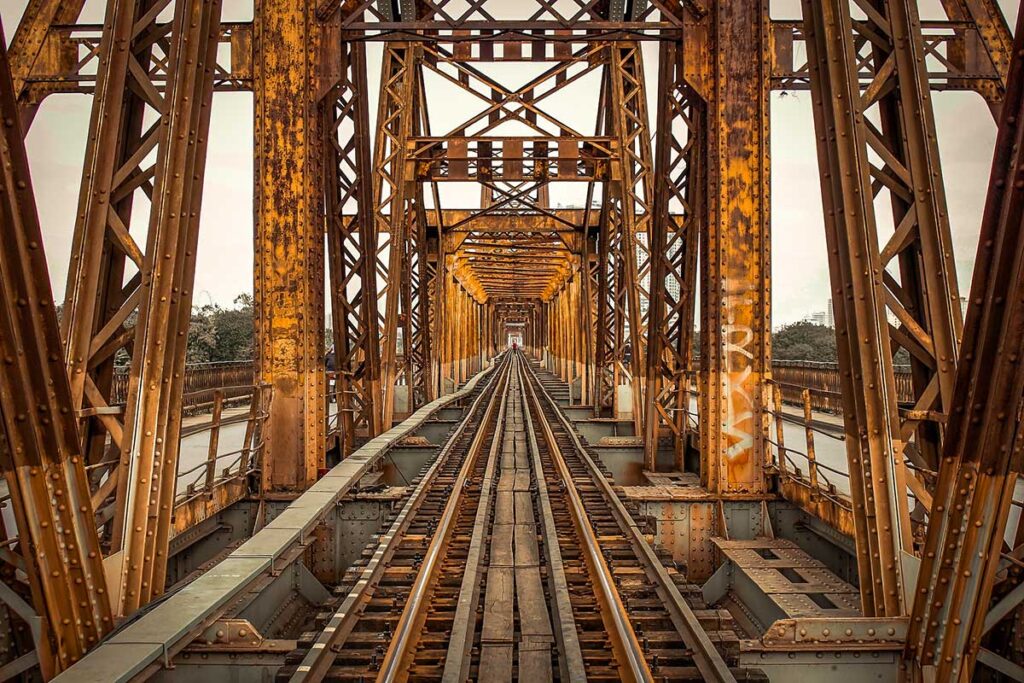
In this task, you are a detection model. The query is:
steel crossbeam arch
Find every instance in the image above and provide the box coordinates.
[801,0,964,616]
[907,6,1024,678]
[643,38,703,472]
[0,24,112,674]
[322,35,382,455]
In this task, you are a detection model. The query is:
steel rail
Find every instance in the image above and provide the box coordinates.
[516,359,588,681]
[521,360,654,683]
[375,355,513,682]
[521,354,738,683]
[288,353,513,681]
[440,354,513,681]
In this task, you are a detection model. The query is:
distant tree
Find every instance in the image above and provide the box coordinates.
[185,294,254,363]
[772,322,837,363]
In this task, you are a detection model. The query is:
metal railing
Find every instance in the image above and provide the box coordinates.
[174,382,271,506]
[111,360,256,411]
[765,380,853,511]
[772,359,914,413]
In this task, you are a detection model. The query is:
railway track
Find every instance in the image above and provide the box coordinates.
[281,352,756,682]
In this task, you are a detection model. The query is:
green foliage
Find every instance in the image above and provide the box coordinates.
[772,322,837,363]
[186,294,254,363]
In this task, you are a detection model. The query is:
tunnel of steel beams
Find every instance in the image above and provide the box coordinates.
[0,0,1024,680]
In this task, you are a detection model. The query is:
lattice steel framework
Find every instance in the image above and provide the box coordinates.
[0,22,112,674]
[322,36,382,455]
[802,0,965,616]
[59,0,224,613]
[643,38,704,472]
[1,0,1023,677]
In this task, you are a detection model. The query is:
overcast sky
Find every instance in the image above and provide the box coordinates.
[1,0,1018,325]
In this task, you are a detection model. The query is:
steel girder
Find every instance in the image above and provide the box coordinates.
[60,0,158,527]
[643,39,704,473]
[699,0,771,497]
[0,23,112,673]
[113,0,223,613]
[373,42,421,429]
[254,0,327,492]
[322,35,383,456]
[4,0,86,129]
[801,0,964,616]
[907,6,1024,678]
[57,0,224,613]
[606,42,655,438]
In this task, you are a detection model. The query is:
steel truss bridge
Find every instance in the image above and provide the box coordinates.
[0,0,1023,680]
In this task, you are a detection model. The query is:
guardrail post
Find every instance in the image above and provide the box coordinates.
[205,390,224,495]
[773,384,786,479]
[239,385,265,475]
[801,389,818,497]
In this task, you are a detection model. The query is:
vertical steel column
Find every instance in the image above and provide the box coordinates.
[700,0,770,496]
[607,42,654,436]
[908,8,1024,678]
[408,203,433,407]
[802,0,964,615]
[594,193,618,415]
[254,0,326,492]
[644,39,704,472]
[373,43,418,427]
[323,34,382,456]
[0,27,112,673]
[113,0,224,612]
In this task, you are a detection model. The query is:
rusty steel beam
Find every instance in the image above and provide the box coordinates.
[254,0,327,492]
[322,33,382,456]
[111,0,224,613]
[644,38,704,472]
[373,42,419,429]
[698,0,770,497]
[802,0,965,616]
[0,21,112,674]
[907,5,1024,677]
[5,0,86,129]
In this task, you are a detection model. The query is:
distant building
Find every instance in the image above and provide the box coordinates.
[803,299,835,328]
